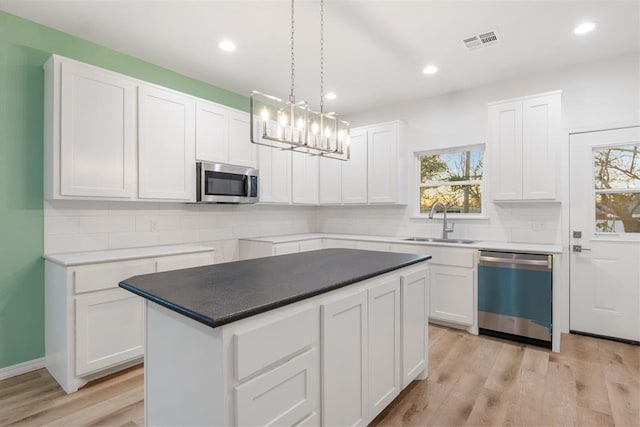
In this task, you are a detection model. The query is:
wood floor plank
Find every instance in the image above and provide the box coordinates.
[606,380,640,427]
[577,407,616,426]
[520,346,549,375]
[541,360,579,426]
[484,343,525,393]
[502,370,546,426]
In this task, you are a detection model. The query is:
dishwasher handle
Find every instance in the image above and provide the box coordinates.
[479,252,552,271]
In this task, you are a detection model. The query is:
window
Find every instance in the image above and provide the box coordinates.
[417,146,484,215]
[593,144,640,233]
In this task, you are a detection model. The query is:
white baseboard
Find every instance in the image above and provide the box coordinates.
[0,357,46,381]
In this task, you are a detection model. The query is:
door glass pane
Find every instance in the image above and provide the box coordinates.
[593,144,640,189]
[420,185,482,214]
[595,193,640,233]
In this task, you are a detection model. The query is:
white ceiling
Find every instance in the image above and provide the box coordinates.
[2,0,638,115]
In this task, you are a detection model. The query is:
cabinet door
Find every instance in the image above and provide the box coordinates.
[59,61,136,198]
[138,85,195,201]
[319,156,342,204]
[368,278,401,419]
[401,269,428,388]
[522,94,560,200]
[429,265,473,326]
[322,290,368,427]
[292,151,319,205]
[75,288,144,376]
[489,101,523,200]
[234,348,319,427]
[228,110,257,168]
[195,101,228,163]
[342,129,368,204]
[258,120,292,204]
[367,124,398,204]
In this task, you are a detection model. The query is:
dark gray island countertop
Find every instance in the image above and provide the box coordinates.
[119,248,431,328]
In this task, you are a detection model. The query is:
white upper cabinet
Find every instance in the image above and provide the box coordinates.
[138,85,195,201]
[195,101,228,163]
[367,122,407,204]
[319,156,343,204]
[489,91,561,202]
[196,103,256,168]
[45,56,137,199]
[228,109,258,168]
[258,119,292,204]
[342,129,368,204]
[292,151,319,205]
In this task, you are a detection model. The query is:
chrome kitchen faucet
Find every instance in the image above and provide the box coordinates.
[428,202,454,240]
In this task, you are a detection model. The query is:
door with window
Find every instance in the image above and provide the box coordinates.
[569,126,640,342]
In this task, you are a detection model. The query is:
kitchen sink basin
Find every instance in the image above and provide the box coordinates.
[403,237,476,244]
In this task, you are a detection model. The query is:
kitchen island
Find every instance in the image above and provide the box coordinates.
[120,248,431,426]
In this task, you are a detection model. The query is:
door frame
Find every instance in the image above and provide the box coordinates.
[563,121,640,341]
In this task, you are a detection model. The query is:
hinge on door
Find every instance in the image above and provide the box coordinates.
[547,255,552,270]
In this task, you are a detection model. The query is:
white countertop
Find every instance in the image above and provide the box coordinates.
[241,233,563,254]
[44,244,216,266]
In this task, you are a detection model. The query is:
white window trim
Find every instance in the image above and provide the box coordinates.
[413,144,487,220]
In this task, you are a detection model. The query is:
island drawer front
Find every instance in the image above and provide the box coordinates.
[234,348,319,427]
[74,260,156,294]
[234,306,318,381]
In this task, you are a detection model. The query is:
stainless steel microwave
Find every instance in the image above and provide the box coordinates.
[196,162,258,203]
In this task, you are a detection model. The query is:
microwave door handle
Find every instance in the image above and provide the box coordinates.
[244,175,250,197]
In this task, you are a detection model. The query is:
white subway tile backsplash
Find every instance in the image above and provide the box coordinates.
[45,216,79,235]
[46,233,109,254]
[78,216,136,233]
[45,200,110,217]
[108,231,159,249]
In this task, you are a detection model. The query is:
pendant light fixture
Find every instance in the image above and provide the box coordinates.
[249,0,350,160]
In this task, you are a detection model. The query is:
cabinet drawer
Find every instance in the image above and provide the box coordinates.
[234,348,319,427]
[74,260,155,294]
[425,246,475,268]
[234,306,318,381]
[156,251,215,272]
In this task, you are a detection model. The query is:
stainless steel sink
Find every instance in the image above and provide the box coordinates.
[403,237,476,244]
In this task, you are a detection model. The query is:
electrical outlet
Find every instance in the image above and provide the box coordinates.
[532,220,546,231]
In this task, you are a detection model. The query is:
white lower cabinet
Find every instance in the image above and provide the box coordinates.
[367,278,401,417]
[45,249,215,393]
[75,288,144,376]
[429,264,474,326]
[401,270,429,387]
[322,290,368,427]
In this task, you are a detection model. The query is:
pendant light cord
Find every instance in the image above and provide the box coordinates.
[290,0,295,103]
[319,0,325,113]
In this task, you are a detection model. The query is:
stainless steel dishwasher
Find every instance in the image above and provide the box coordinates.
[478,251,552,348]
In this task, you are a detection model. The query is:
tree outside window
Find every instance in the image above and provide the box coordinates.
[593,144,640,233]
[418,147,484,215]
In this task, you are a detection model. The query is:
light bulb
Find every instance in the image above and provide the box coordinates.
[261,108,269,122]
[312,122,319,134]
[279,112,288,126]
[325,127,331,138]
[296,118,304,130]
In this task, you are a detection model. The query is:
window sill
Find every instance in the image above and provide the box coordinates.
[410,215,490,221]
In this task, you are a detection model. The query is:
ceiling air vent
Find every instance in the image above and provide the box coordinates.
[463,30,501,51]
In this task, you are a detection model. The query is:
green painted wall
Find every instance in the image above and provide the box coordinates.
[0,11,248,369]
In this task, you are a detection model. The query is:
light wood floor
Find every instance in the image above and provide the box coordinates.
[1,325,638,426]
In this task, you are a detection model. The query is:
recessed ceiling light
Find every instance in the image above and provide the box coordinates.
[219,39,236,52]
[573,22,597,35]
[423,65,438,75]
[325,92,337,100]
